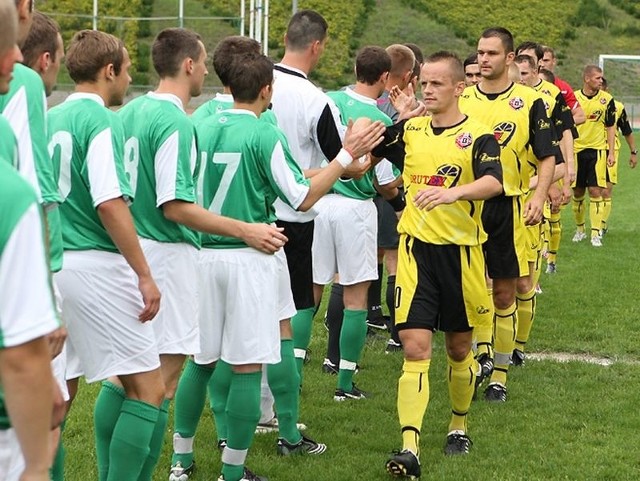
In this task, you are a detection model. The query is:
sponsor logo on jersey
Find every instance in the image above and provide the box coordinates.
[410,174,447,186]
[406,124,423,132]
[479,152,500,163]
[538,118,551,130]
[455,132,473,149]
[600,97,607,105]
[476,305,490,315]
[509,97,524,110]
[219,116,228,124]
[493,121,516,146]
[588,109,602,121]
[436,164,462,187]
[543,100,551,112]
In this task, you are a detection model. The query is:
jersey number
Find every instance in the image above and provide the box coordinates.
[123,137,140,196]
[48,131,73,201]
[207,153,241,214]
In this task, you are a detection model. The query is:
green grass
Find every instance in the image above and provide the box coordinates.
[61,135,640,480]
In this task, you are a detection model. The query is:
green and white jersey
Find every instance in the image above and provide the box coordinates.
[0,64,60,205]
[196,109,310,249]
[192,92,278,126]
[48,93,133,252]
[0,65,64,272]
[119,92,200,247]
[326,88,397,199]
[0,115,18,168]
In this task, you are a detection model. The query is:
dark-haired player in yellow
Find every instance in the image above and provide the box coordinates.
[600,78,637,235]
[572,65,616,247]
[459,28,557,402]
[373,51,502,478]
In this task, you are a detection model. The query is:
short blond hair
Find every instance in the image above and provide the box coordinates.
[386,44,415,77]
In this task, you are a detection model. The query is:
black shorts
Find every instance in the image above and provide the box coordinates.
[374,196,400,249]
[482,194,527,279]
[395,236,492,333]
[575,149,606,188]
[276,219,315,310]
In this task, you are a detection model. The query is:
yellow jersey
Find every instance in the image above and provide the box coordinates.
[574,89,615,152]
[613,100,632,152]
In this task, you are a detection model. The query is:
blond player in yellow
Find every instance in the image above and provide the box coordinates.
[572,65,616,247]
[372,51,502,478]
[600,78,637,235]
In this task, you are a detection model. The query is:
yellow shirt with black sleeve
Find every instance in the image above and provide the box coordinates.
[459,82,557,197]
[574,89,615,152]
[534,79,575,139]
[372,115,502,246]
[614,100,632,153]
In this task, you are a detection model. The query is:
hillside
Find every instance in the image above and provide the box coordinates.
[41,0,640,102]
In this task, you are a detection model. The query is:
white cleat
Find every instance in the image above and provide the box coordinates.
[591,236,602,247]
[572,231,587,242]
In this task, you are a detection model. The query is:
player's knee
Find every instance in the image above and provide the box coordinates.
[399,329,431,361]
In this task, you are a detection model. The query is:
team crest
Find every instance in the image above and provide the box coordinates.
[542,89,552,96]
[493,121,516,146]
[509,97,524,110]
[436,164,462,187]
[218,116,228,124]
[600,97,607,105]
[455,132,473,149]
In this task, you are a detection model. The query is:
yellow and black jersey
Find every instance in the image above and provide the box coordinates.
[534,79,575,137]
[614,100,632,152]
[372,115,502,246]
[574,89,615,152]
[459,82,557,197]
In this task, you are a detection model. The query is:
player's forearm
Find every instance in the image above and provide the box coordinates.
[606,126,616,153]
[572,106,586,125]
[454,175,502,201]
[624,133,636,153]
[533,156,555,200]
[163,200,255,240]
[299,160,346,211]
[561,130,575,174]
[97,198,152,279]
[0,337,54,476]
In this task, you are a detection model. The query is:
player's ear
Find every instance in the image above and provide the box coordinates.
[38,51,51,74]
[454,80,465,97]
[185,57,194,75]
[104,63,115,81]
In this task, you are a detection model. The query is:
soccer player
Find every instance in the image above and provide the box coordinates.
[20,11,64,96]
[315,46,402,400]
[0,3,61,480]
[600,77,637,235]
[459,28,557,402]
[269,10,370,380]
[539,45,586,126]
[193,51,384,481]
[118,29,289,481]
[48,30,165,481]
[572,65,616,247]
[463,53,481,87]
[373,51,502,477]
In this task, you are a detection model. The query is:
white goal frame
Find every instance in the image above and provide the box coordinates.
[598,54,640,72]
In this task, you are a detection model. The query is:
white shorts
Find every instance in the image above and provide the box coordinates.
[0,428,21,481]
[55,250,160,383]
[194,248,281,366]
[312,194,378,285]
[51,275,70,399]
[64,336,83,381]
[140,239,199,355]
[275,248,297,321]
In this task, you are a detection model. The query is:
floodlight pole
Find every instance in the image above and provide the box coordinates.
[240,0,245,35]
[292,0,297,14]
[179,0,184,28]
[263,0,269,55]
[93,0,98,30]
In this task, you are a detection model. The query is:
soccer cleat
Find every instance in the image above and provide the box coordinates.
[591,236,602,247]
[322,358,338,375]
[334,384,369,401]
[255,417,307,434]
[572,231,587,242]
[475,353,493,387]
[444,431,473,455]
[276,434,327,456]
[366,315,387,330]
[512,349,525,367]
[535,283,543,295]
[484,382,507,402]
[386,449,421,479]
[600,227,608,237]
[385,338,403,354]
[217,439,227,451]
[169,461,195,481]
[545,262,557,274]
[218,467,268,481]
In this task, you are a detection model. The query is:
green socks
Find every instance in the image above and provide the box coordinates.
[221,370,262,481]
[137,398,170,481]
[209,360,233,442]
[107,399,159,481]
[94,381,125,481]
[337,309,368,391]
[291,307,316,377]
[267,339,302,444]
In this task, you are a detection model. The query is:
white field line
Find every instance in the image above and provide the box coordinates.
[527,352,640,367]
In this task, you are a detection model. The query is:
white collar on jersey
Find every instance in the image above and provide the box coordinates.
[223,108,258,119]
[214,92,234,103]
[65,92,105,106]
[344,87,377,106]
[146,91,185,112]
[275,63,308,79]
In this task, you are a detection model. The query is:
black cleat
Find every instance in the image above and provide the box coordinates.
[321,358,338,375]
[484,382,507,402]
[276,434,327,455]
[512,349,525,367]
[444,432,472,455]
[385,339,403,354]
[334,384,369,401]
[386,449,421,479]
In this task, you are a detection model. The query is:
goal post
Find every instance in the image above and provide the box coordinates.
[598,54,640,71]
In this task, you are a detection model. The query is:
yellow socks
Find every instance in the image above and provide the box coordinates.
[491,303,517,386]
[572,195,586,232]
[398,359,431,454]
[515,287,536,352]
[601,197,612,232]
[447,351,475,433]
[589,196,604,239]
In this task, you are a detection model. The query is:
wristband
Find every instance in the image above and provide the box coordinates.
[387,191,406,212]
[335,148,353,168]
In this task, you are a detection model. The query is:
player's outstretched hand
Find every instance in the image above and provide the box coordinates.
[523,198,544,225]
[343,118,386,159]
[46,326,67,360]
[244,224,288,254]
[413,186,459,210]
[138,275,161,322]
